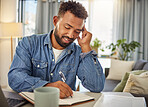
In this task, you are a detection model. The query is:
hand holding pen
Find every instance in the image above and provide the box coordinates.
[44,71,73,99]
[59,71,73,98]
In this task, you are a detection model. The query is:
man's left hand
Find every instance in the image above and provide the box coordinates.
[77,26,92,53]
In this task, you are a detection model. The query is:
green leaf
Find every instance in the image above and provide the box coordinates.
[107,39,141,60]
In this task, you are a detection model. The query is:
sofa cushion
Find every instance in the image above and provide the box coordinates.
[143,63,148,70]
[102,79,120,92]
[113,70,148,92]
[123,71,148,94]
[132,60,147,70]
[107,59,134,80]
[113,72,130,92]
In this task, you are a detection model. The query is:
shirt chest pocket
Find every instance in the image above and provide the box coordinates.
[32,58,48,79]
[59,58,75,74]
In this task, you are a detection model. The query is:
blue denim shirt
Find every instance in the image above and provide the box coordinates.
[8,31,105,93]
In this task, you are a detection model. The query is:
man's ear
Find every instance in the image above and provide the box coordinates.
[53,16,59,26]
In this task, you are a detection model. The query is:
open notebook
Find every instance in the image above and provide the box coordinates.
[19,91,94,105]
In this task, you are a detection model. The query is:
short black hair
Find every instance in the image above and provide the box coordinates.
[58,1,88,20]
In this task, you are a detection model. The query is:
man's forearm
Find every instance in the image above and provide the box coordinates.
[8,70,48,92]
[77,53,105,92]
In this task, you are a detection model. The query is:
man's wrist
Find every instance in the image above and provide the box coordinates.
[44,83,52,87]
[81,45,92,53]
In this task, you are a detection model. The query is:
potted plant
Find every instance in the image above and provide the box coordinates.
[107,39,141,61]
[90,38,103,54]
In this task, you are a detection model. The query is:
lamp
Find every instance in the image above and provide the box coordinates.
[0,23,23,62]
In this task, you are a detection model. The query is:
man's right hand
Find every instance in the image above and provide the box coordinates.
[44,81,73,99]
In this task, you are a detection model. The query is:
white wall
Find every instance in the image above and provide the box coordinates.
[0,0,1,21]
[0,0,17,88]
[0,0,17,22]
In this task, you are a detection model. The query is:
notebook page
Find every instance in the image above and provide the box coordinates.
[19,91,94,105]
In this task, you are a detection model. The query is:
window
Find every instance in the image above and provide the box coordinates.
[18,0,37,36]
[75,0,114,56]
[91,0,113,55]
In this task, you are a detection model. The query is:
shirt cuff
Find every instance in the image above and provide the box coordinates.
[80,50,97,59]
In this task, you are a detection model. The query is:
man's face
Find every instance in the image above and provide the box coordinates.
[54,26,74,48]
[53,11,84,48]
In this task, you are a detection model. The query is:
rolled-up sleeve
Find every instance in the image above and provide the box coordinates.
[77,50,105,92]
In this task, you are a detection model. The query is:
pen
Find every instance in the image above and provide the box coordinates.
[59,71,66,82]
[59,71,72,98]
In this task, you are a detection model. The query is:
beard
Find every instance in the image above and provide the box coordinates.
[54,27,74,48]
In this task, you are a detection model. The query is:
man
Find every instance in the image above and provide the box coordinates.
[8,1,105,99]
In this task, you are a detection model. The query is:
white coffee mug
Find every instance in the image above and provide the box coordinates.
[34,87,59,107]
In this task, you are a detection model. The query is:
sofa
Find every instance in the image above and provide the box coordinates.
[102,59,148,107]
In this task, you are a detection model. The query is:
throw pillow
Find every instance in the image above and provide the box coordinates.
[107,59,134,80]
[143,63,148,70]
[123,71,148,94]
[113,72,130,92]
[113,70,147,92]
[132,60,147,70]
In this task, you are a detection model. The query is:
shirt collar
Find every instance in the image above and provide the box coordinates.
[44,30,75,53]
[65,43,75,54]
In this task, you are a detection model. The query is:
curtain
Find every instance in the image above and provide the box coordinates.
[113,0,148,61]
[35,0,67,34]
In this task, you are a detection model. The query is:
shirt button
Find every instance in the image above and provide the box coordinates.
[50,73,53,76]
[37,65,40,68]
[52,59,54,61]
[68,50,71,54]
[94,61,97,64]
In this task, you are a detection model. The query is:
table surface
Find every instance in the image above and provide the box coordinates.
[3,88,135,107]
[21,92,134,107]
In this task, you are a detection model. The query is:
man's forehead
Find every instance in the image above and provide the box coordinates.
[59,11,85,28]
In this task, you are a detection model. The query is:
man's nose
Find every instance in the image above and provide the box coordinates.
[68,30,74,38]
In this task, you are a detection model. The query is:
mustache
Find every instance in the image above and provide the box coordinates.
[62,36,74,41]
